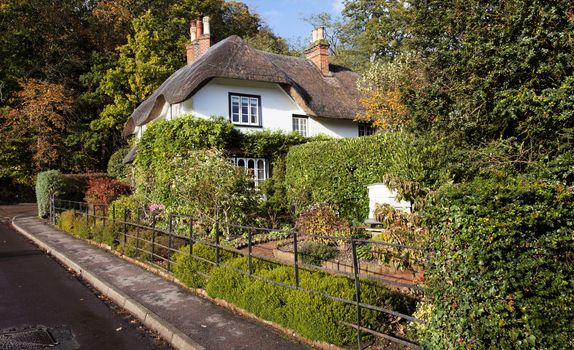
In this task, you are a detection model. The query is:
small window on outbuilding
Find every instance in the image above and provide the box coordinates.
[358,123,377,137]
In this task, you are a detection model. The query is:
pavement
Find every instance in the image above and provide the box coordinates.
[0,204,170,349]
[4,205,309,350]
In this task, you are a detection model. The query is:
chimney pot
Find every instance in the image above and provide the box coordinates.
[305,27,330,76]
[203,16,210,35]
[317,27,325,41]
[196,17,203,38]
[190,20,197,41]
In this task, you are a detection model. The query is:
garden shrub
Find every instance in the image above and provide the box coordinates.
[298,241,338,265]
[134,115,315,227]
[295,203,351,245]
[172,244,217,289]
[108,193,147,221]
[61,173,106,202]
[84,177,131,206]
[421,177,574,349]
[206,256,417,345]
[57,209,77,233]
[36,170,65,217]
[372,204,428,269]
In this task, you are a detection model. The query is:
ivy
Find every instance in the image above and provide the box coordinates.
[420,177,574,349]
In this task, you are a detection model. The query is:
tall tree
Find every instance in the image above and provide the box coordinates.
[405,0,574,160]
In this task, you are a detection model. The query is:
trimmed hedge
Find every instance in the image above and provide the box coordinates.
[36,170,65,217]
[205,257,416,345]
[36,171,109,217]
[421,177,574,349]
[172,245,416,346]
[107,147,131,179]
[285,132,443,221]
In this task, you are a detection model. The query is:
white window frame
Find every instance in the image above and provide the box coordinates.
[292,115,308,137]
[231,157,268,186]
[229,93,261,127]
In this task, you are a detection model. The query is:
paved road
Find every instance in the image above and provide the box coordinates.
[0,218,171,349]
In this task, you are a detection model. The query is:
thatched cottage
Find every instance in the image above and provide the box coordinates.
[123,17,371,182]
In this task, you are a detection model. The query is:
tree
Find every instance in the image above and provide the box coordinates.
[355,53,425,130]
[404,0,574,160]
[342,0,412,60]
[3,79,72,171]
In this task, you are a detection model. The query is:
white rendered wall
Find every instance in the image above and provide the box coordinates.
[308,116,358,138]
[191,78,306,134]
[146,77,359,138]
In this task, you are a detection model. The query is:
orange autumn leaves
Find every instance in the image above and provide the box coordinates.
[4,79,72,169]
[355,53,425,131]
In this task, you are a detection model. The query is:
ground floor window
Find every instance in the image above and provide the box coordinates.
[231,157,269,186]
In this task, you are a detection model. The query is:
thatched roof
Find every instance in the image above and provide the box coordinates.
[122,35,361,137]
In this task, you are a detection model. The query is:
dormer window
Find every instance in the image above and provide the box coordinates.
[229,93,261,126]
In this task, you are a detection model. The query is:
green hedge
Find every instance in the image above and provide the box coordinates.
[172,246,416,346]
[421,177,574,349]
[36,170,65,217]
[107,147,131,179]
[285,132,444,221]
[205,257,416,345]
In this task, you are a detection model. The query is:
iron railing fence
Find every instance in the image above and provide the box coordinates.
[51,197,427,349]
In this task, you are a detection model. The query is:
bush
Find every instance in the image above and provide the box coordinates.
[285,132,439,221]
[298,241,338,265]
[61,173,106,202]
[36,170,65,218]
[84,177,131,205]
[295,203,351,244]
[107,147,131,179]
[107,193,146,221]
[206,256,416,345]
[172,244,216,289]
[421,177,574,349]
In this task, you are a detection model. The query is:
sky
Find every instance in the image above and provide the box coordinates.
[241,0,344,43]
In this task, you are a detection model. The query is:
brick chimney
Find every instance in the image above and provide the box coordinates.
[186,16,212,65]
[305,27,330,76]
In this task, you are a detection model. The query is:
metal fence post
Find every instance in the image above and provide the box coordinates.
[151,215,156,262]
[215,220,220,266]
[189,215,194,256]
[247,227,253,276]
[293,230,300,288]
[123,208,128,245]
[135,208,140,253]
[92,204,96,227]
[167,213,173,272]
[351,239,362,350]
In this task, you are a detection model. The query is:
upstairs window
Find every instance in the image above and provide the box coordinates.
[232,157,268,186]
[358,123,377,137]
[292,115,308,137]
[229,93,261,126]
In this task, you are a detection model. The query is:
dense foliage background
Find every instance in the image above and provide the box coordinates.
[0,0,292,203]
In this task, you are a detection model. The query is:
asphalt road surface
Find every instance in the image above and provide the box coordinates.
[0,219,172,349]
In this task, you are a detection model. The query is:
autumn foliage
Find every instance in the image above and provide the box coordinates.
[84,177,131,205]
[4,79,72,170]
